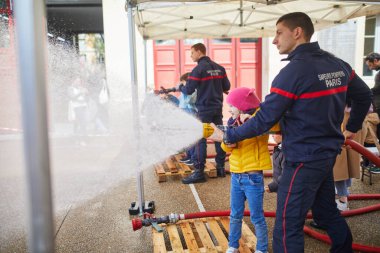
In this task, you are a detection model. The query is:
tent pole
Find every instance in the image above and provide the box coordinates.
[144,40,148,93]
[240,0,243,27]
[14,0,55,252]
[127,0,145,216]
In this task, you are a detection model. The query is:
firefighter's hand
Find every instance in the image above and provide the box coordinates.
[240,113,252,123]
[208,123,224,142]
[264,186,271,193]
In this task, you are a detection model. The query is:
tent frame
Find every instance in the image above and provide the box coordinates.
[13,0,380,251]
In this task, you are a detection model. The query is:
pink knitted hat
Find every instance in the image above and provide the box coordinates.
[226,87,261,111]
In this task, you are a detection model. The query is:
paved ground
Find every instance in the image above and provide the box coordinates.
[1,135,379,253]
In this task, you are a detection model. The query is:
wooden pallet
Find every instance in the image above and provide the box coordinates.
[154,155,217,183]
[152,217,257,253]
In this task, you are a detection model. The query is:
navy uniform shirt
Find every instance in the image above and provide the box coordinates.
[225,42,372,162]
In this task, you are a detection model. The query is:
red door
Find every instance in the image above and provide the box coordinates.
[208,38,236,89]
[153,40,180,90]
[153,38,262,121]
[236,38,262,98]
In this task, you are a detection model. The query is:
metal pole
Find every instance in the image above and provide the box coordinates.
[127,0,144,215]
[13,1,54,252]
[144,40,148,93]
[240,0,243,27]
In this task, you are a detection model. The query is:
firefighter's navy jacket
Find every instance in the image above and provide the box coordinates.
[225,42,372,162]
[179,56,230,112]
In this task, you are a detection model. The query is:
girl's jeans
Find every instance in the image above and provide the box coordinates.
[229,172,268,252]
[335,178,351,197]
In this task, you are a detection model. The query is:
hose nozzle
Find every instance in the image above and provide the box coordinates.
[203,123,228,138]
[154,86,177,95]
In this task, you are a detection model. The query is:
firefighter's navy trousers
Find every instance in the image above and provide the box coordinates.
[273,156,353,253]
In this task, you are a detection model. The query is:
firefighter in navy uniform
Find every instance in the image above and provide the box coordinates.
[177,43,231,184]
[209,13,372,253]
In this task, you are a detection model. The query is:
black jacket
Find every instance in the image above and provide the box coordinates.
[179,56,230,112]
[268,144,285,192]
[371,71,380,110]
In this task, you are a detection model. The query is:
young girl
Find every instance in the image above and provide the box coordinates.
[223,87,278,253]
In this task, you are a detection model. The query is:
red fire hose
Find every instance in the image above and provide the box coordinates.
[345,139,380,167]
[303,226,380,253]
[133,194,380,251]
[133,139,380,251]
[180,194,380,220]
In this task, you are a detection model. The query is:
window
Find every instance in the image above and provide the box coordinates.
[363,16,377,76]
[75,33,105,64]
[155,40,175,45]
[0,14,10,48]
[239,38,258,43]
[184,38,204,45]
[0,0,8,10]
[211,38,231,44]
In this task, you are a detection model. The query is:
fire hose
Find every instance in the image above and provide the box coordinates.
[132,139,380,252]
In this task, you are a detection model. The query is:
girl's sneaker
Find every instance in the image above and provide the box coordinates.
[336,199,349,211]
[226,247,239,253]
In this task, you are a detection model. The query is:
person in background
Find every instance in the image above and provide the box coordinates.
[178,72,197,115]
[177,43,231,183]
[178,72,198,167]
[265,134,285,193]
[209,12,372,253]
[88,66,110,134]
[365,52,380,138]
[362,108,380,167]
[310,104,375,229]
[68,76,88,139]
[333,105,365,211]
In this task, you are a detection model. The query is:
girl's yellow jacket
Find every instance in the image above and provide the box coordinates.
[222,112,280,173]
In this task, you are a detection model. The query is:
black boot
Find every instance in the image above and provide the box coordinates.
[182,170,206,184]
[217,167,226,177]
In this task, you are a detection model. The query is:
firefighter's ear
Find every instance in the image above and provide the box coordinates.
[293,27,303,40]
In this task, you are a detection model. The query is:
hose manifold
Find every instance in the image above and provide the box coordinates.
[132,213,180,231]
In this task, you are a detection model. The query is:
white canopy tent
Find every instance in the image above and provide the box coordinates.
[132,0,380,39]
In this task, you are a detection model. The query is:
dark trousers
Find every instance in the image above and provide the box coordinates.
[194,109,226,172]
[185,146,195,161]
[273,157,353,253]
